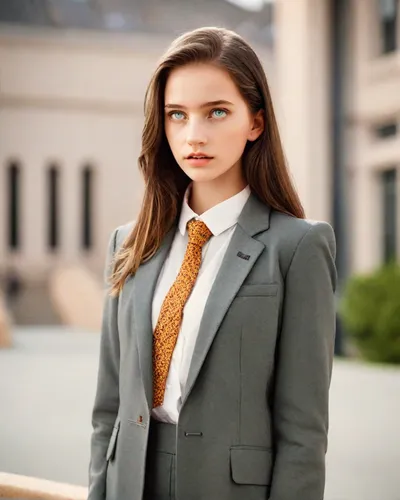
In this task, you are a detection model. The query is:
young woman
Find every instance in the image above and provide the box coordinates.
[88,27,337,500]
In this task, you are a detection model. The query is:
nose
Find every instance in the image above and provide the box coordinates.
[186,118,207,148]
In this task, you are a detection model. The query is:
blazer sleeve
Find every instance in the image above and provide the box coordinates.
[269,222,337,500]
[88,227,121,500]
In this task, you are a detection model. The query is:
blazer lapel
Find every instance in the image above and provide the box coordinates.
[181,193,271,407]
[129,225,176,410]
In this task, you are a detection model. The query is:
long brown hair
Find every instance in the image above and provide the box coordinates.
[110,27,305,296]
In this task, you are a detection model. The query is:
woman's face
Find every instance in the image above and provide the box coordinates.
[164,63,263,185]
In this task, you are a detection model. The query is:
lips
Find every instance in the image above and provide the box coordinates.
[186,153,213,159]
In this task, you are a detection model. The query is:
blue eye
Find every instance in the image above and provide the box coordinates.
[170,111,185,120]
[212,109,227,119]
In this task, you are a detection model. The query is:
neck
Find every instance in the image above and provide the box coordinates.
[189,174,247,215]
[189,181,247,215]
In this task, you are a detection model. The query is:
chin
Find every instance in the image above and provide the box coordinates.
[184,168,227,184]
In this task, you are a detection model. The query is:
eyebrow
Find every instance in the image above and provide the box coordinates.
[164,100,234,110]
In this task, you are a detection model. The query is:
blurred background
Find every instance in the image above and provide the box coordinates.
[0,0,399,499]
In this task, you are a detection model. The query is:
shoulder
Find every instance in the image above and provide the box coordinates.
[271,211,335,247]
[268,211,336,275]
[107,220,136,254]
[115,220,136,248]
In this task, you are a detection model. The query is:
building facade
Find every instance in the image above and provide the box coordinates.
[276,0,399,283]
[0,0,399,295]
[0,0,274,287]
[347,0,400,274]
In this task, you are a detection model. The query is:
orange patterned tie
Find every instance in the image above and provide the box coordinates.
[152,219,213,408]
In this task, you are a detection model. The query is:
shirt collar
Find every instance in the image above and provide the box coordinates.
[178,183,251,237]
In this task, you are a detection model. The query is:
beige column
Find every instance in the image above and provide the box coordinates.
[275,0,332,221]
[21,159,46,278]
[61,161,80,265]
[349,0,386,273]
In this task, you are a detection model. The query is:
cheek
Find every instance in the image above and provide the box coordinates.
[164,118,180,140]
[218,122,250,155]
[165,125,187,159]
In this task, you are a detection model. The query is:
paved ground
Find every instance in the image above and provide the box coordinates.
[0,327,399,500]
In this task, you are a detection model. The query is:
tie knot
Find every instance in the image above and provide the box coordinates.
[187,219,212,247]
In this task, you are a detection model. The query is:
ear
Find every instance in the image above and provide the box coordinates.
[247,109,264,142]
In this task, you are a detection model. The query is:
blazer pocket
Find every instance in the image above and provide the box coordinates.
[106,417,121,462]
[236,284,278,297]
[230,446,273,486]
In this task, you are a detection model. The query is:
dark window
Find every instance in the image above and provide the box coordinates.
[47,165,60,250]
[374,122,398,138]
[378,0,398,54]
[382,168,398,263]
[82,165,94,249]
[7,162,21,250]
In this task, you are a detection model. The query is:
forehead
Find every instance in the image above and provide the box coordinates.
[164,63,243,106]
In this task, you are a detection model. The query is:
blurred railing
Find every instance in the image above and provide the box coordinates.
[0,472,87,500]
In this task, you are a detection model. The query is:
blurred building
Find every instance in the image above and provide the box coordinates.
[345,0,400,276]
[276,0,400,288]
[0,0,274,323]
[0,0,399,324]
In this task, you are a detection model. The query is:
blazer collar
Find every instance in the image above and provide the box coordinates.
[237,191,271,237]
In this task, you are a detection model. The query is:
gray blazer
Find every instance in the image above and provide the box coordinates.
[88,192,337,500]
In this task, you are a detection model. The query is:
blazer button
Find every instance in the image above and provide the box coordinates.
[137,415,143,424]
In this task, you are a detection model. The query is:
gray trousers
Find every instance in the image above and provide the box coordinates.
[143,419,177,500]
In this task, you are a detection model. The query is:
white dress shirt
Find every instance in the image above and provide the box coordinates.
[151,183,251,424]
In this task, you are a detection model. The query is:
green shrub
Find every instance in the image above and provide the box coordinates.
[339,263,400,364]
